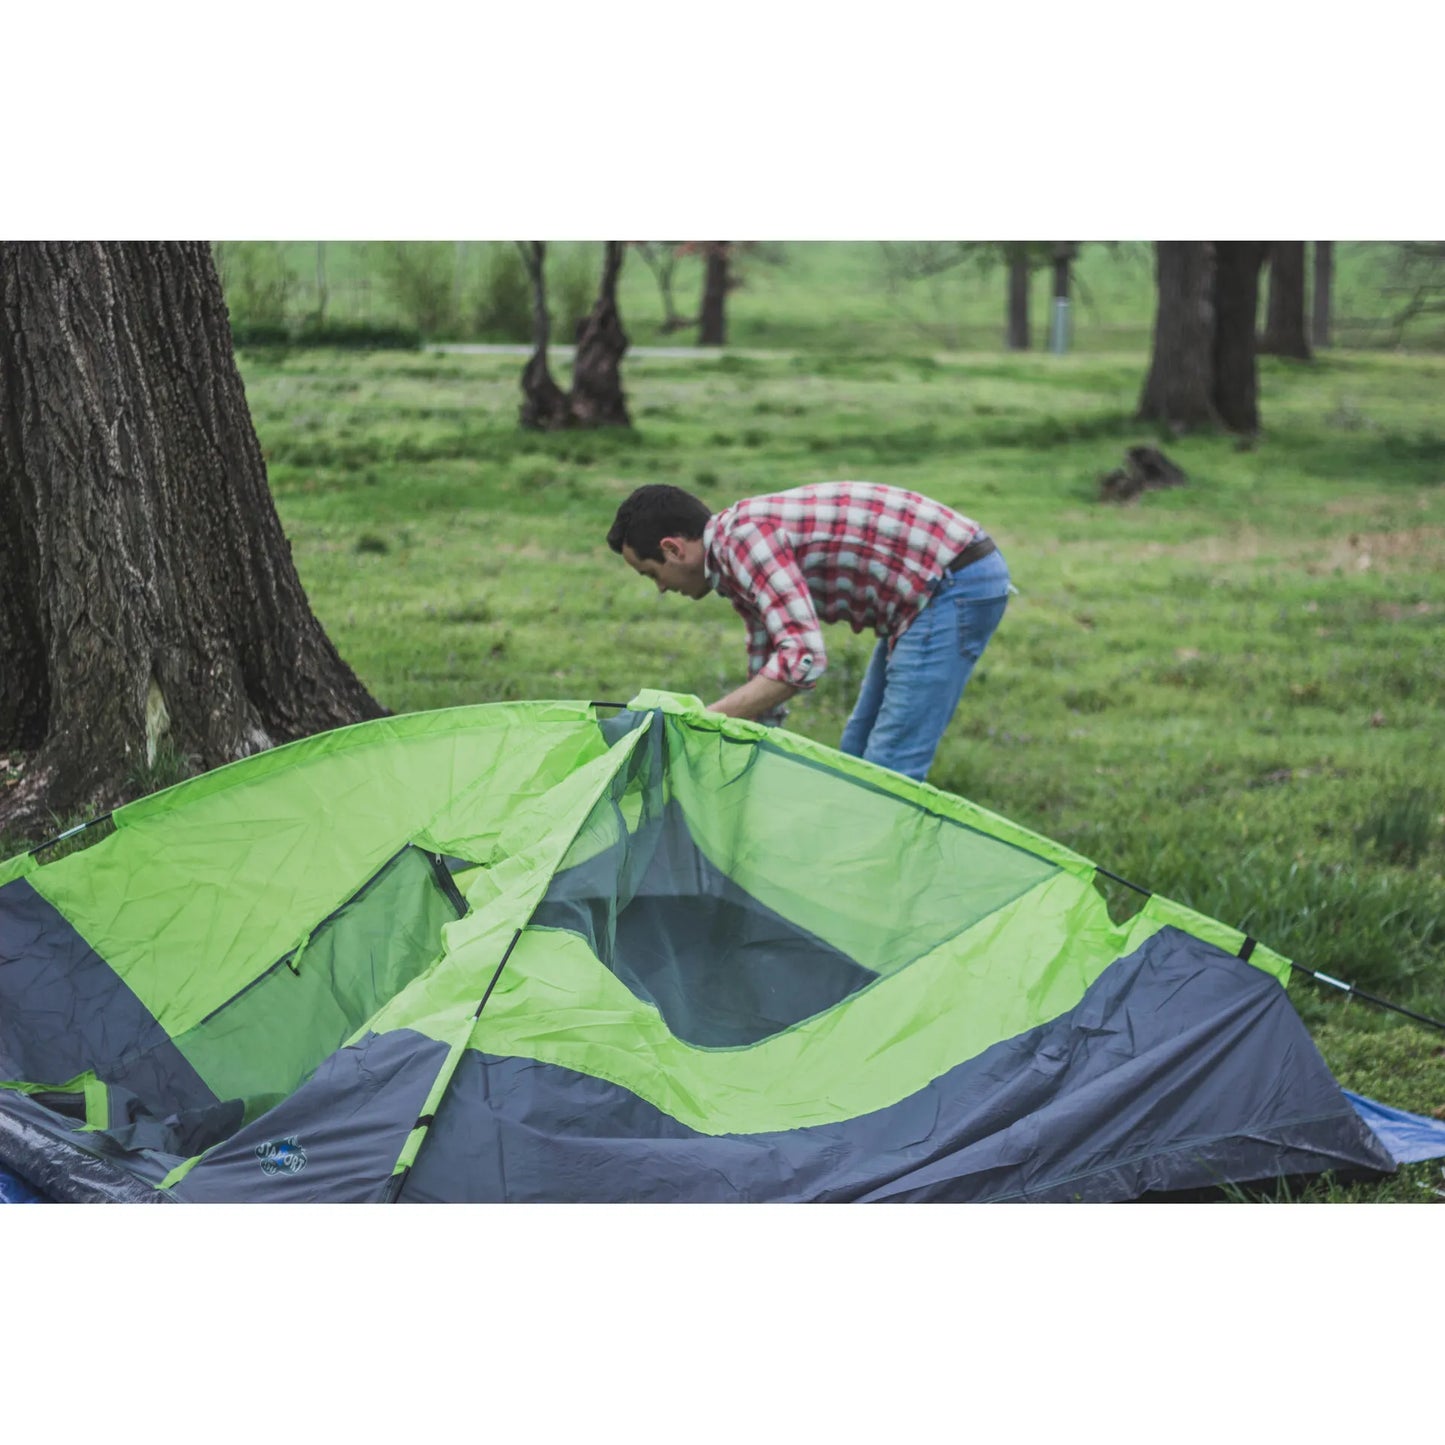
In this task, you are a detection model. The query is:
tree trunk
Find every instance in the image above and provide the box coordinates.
[0,242,384,832]
[636,242,691,333]
[1052,243,1075,304]
[1312,241,1334,349]
[568,241,630,428]
[1211,241,1269,434]
[1137,241,1218,432]
[1050,242,1077,352]
[699,242,728,346]
[1006,248,1030,350]
[1259,241,1313,359]
[517,241,569,430]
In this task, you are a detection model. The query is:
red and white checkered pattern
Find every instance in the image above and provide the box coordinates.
[703,482,981,690]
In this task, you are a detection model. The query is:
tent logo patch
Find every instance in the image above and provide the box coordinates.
[255,1137,308,1177]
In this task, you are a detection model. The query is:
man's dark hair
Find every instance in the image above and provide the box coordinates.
[606,485,712,562]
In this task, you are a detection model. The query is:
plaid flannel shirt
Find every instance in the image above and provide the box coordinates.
[702,482,982,691]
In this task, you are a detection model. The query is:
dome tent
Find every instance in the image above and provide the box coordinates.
[0,691,1435,1203]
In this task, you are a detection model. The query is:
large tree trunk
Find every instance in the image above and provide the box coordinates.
[1138,241,1218,431]
[1259,241,1313,359]
[1312,240,1334,349]
[1005,247,1030,350]
[568,241,630,427]
[0,242,384,832]
[699,242,728,346]
[1211,241,1269,434]
[518,241,569,430]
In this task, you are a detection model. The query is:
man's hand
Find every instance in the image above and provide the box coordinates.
[707,675,799,722]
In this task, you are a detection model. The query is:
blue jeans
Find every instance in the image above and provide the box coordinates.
[839,549,1010,782]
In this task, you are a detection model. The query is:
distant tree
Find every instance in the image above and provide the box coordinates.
[518,241,571,429]
[375,242,456,337]
[1382,241,1445,342]
[1140,241,1284,434]
[1138,242,1218,431]
[569,241,630,426]
[879,241,1083,350]
[633,242,693,333]
[518,241,630,430]
[1212,241,1270,434]
[1258,241,1313,359]
[1312,241,1334,348]
[698,242,730,346]
[1005,246,1032,349]
[0,242,384,832]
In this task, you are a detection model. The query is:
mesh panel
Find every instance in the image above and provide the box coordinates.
[533,714,1059,1048]
[538,719,877,1046]
[536,799,877,1047]
[175,846,466,1120]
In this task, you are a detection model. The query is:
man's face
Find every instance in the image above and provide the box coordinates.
[621,537,710,600]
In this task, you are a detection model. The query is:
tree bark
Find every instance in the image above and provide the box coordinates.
[1259,241,1313,359]
[1138,242,1218,431]
[1006,247,1030,350]
[1212,241,1269,434]
[1312,241,1333,349]
[0,242,384,831]
[699,242,728,346]
[568,241,631,427]
[517,241,569,430]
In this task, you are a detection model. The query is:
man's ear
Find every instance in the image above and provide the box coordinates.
[659,536,684,561]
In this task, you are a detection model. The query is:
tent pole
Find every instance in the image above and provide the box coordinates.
[27,813,114,857]
[1092,865,1445,1034]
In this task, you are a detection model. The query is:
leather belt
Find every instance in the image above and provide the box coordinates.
[945,535,997,572]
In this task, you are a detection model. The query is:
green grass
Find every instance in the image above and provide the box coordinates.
[7,329,1444,1202]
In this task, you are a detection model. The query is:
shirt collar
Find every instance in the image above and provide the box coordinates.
[702,514,721,593]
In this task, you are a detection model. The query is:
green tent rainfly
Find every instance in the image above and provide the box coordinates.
[0,691,1414,1201]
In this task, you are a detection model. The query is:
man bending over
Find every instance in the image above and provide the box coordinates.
[606,480,1010,783]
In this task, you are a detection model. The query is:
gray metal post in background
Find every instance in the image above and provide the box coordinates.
[1050,297,1071,354]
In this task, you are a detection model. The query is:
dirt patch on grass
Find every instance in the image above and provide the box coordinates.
[1308,525,1445,575]
[1109,524,1445,575]
[1373,600,1436,620]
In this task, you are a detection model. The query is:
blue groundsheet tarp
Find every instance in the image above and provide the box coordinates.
[0,1162,47,1204]
[4,1093,1443,1203]
[1343,1092,1445,1167]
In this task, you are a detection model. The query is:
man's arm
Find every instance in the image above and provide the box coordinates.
[712,522,828,715]
[707,674,799,721]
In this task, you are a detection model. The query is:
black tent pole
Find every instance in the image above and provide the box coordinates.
[26,813,114,858]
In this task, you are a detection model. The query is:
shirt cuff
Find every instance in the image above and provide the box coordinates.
[759,642,825,690]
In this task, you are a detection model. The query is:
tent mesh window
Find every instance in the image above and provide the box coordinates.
[174,845,468,1122]
[532,716,1059,1048]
